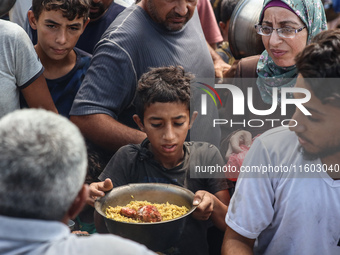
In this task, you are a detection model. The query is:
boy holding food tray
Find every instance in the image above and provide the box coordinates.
[89,66,233,255]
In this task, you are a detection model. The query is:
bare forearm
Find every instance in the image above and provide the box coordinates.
[222,238,254,255]
[70,114,146,153]
[222,228,255,255]
[210,197,228,231]
[211,190,230,231]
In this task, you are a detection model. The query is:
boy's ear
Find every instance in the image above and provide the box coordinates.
[82,17,90,33]
[133,114,145,132]
[189,111,198,129]
[27,10,37,30]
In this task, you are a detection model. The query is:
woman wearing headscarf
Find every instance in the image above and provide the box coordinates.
[219,0,327,163]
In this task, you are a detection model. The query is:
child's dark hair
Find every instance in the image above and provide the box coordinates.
[220,0,239,24]
[32,0,90,23]
[295,29,340,105]
[135,66,194,122]
[85,140,110,185]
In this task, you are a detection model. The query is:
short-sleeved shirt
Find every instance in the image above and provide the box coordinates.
[197,0,223,45]
[0,19,43,118]
[226,127,340,255]
[70,5,221,146]
[0,215,156,255]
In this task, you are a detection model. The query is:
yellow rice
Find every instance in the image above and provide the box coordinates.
[105,200,189,223]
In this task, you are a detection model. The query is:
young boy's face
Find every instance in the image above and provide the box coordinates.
[29,9,89,61]
[134,102,193,169]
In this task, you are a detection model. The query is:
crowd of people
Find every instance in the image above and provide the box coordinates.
[0,0,340,254]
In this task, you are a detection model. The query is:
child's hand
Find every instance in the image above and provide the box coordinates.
[192,191,214,221]
[87,178,113,207]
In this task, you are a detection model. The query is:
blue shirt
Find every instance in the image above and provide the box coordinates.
[47,48,91,118]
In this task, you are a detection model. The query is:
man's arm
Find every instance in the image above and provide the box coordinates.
[222,227,255,255]
[70,114,146,153]
[211,190,230,230]
[208,42,231,79]
[21,74,58,113]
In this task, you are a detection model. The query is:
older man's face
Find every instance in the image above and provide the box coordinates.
[146,0,197,31]
[89,0,113,20]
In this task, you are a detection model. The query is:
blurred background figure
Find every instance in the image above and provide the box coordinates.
[9,0,31,28]
[323,0,340,28]
[216,0,239,65]
[197,0,223,49]
[0,0,16,20]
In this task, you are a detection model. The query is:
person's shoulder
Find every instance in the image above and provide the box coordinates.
[236,55,261,78]
[239,55,260,67]
[0,20,36,56]
[110,5,144,25]
[112,0,134,8]
[239,55,261,65]
[116,142,143,155]
[74,47,92,65]
[70,233,155,254]
[258,126,294,139]
[100,1,125,23]
[254,126,298,151]
[0,19,25,38]
[115,140,153,160]
[185,141,220,154]
[0,19,20,30]
[74,47,92,58]
[102,5,145,38]
[109,1,126,12]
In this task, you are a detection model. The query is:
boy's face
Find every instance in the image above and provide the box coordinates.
[28,10,89,61]
[134,102,194,169]
[289,75,340,162]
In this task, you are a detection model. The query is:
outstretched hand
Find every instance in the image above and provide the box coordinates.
[87,178,113,207]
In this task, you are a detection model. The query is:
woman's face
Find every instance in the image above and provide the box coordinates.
[262,7,308,67]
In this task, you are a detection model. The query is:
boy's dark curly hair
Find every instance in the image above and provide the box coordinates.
[32,0,90,23]
[295,29,340,105]
[135,66,194,122]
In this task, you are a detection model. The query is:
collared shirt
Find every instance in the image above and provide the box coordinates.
[0,215,156,255]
